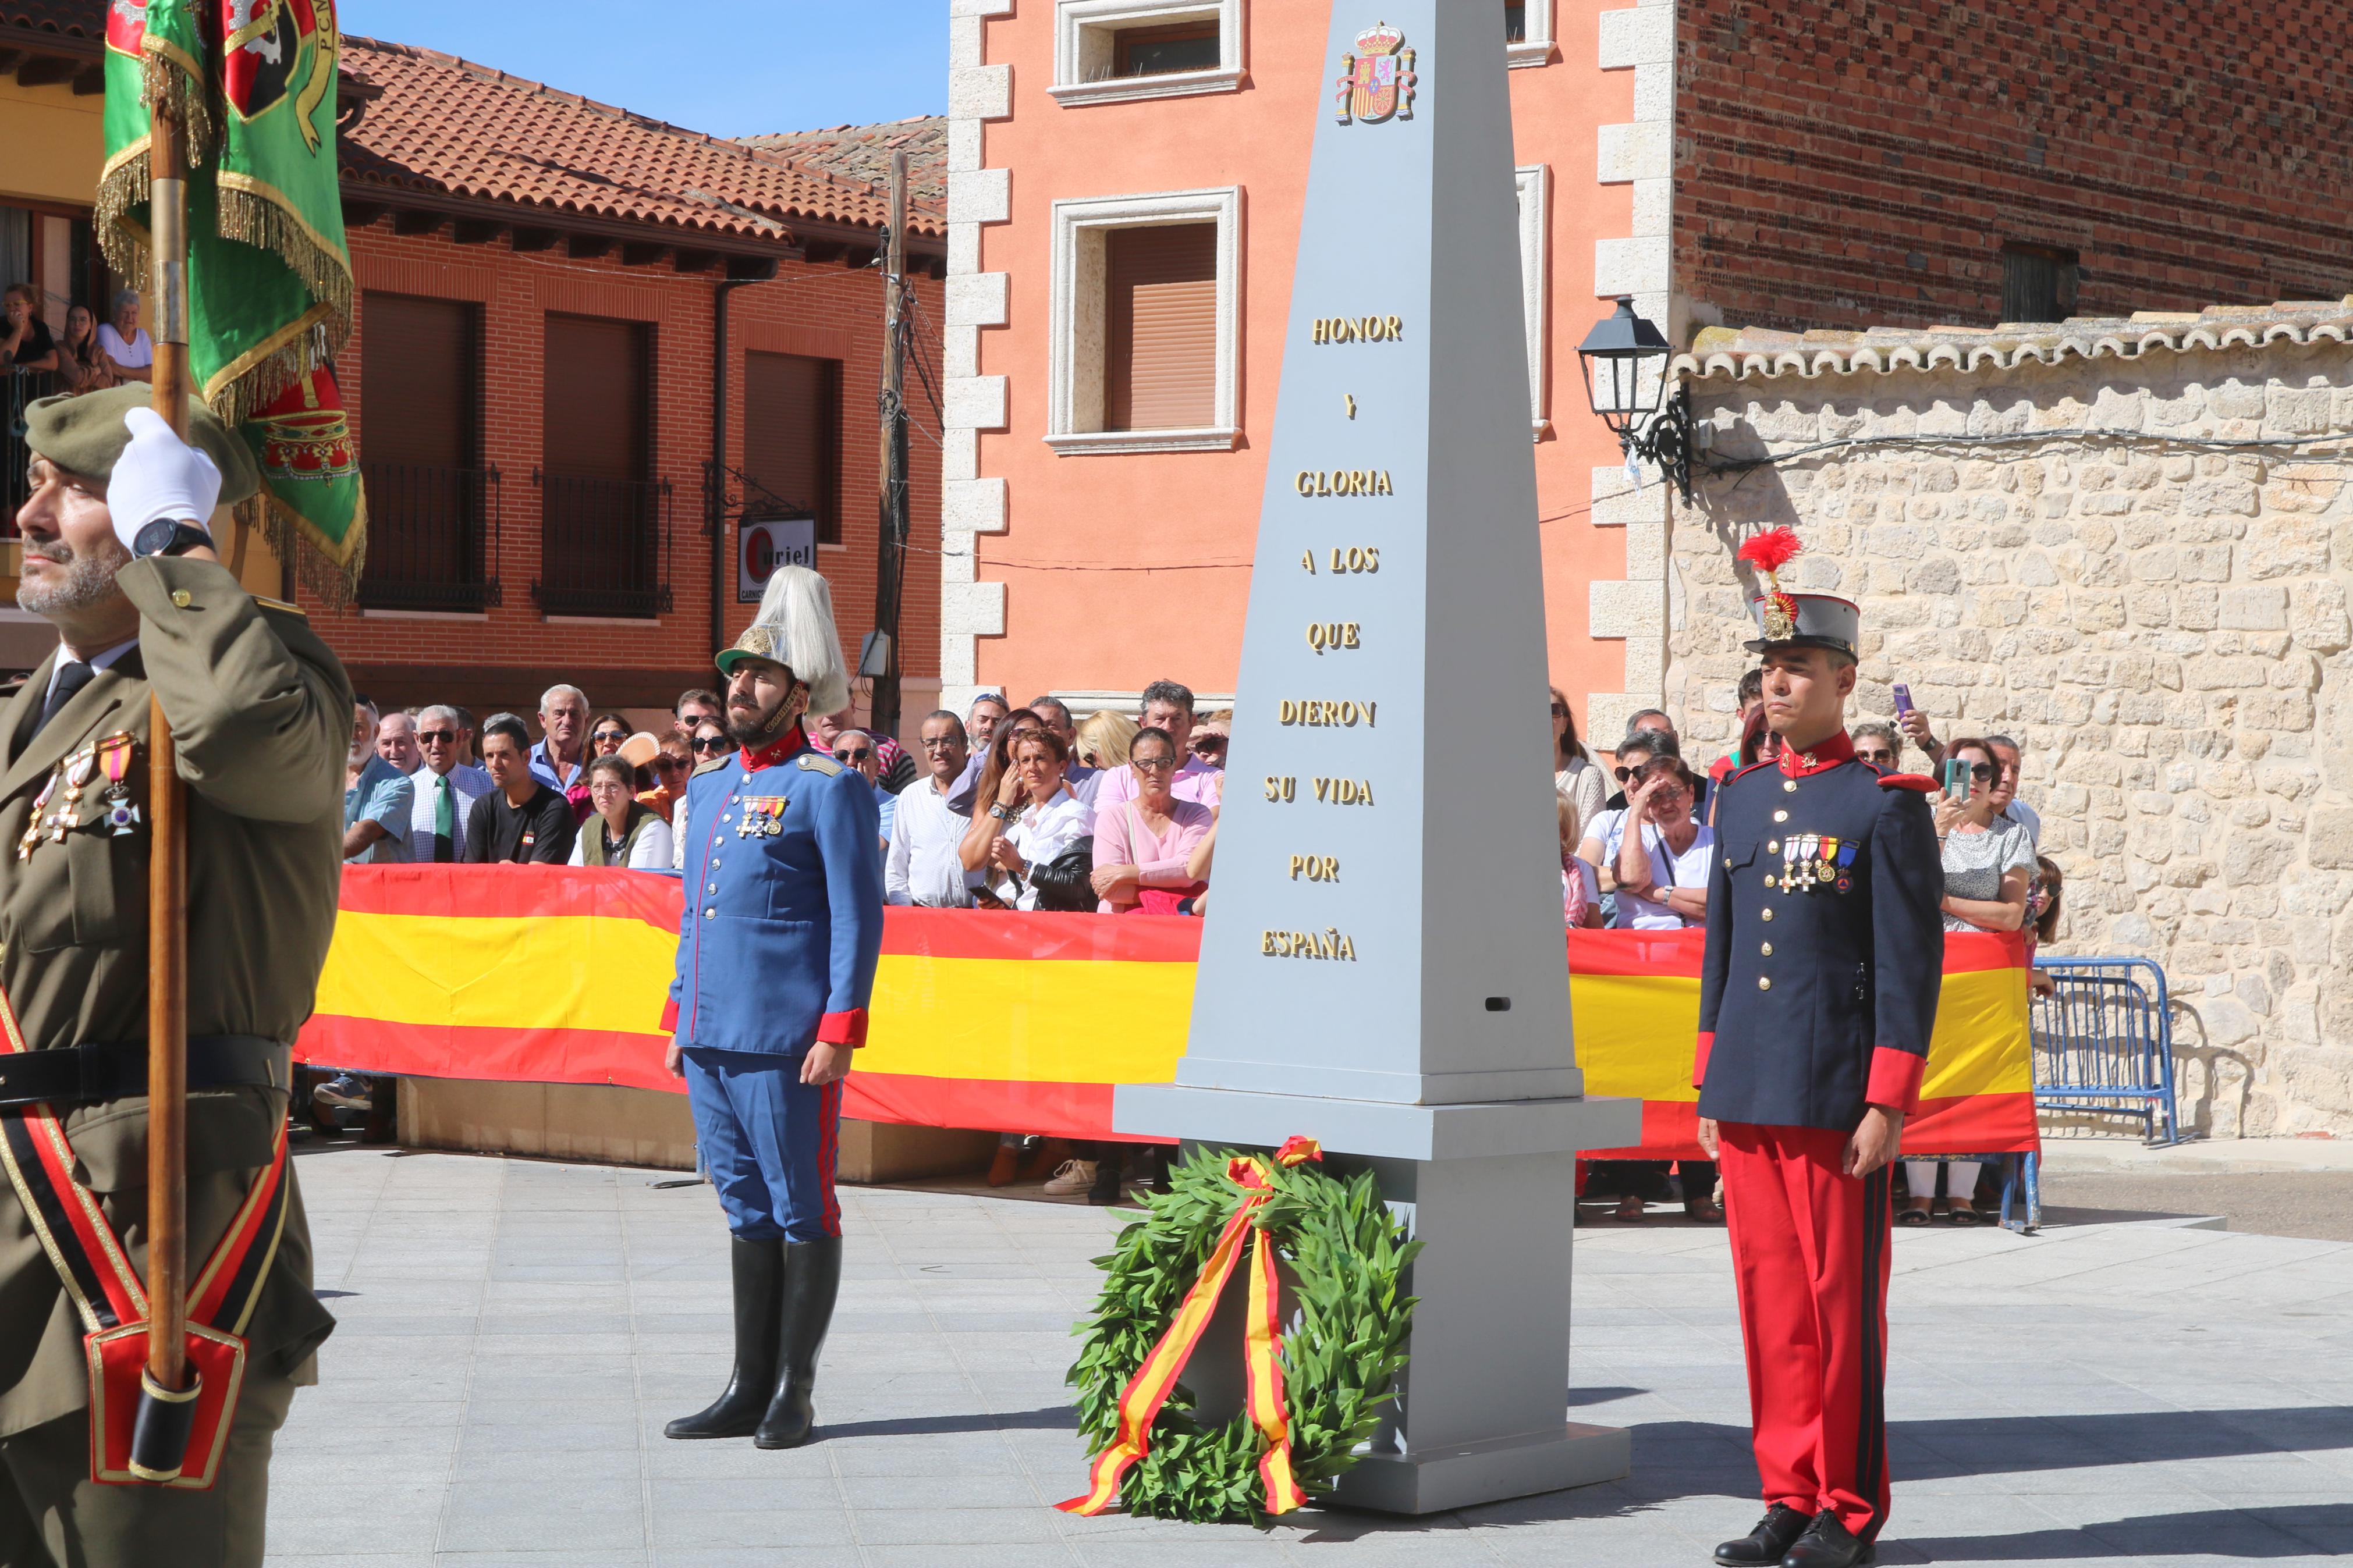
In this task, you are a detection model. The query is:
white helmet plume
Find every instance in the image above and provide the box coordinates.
[716,564,850,716]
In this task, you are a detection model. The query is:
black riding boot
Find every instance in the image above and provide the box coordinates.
[664,1236,785,1439]
[754,1235,843,1449]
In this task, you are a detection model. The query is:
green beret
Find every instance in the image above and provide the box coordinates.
[23,385,261,506]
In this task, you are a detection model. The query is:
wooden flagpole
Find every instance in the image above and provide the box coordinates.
[144,98,193,1405]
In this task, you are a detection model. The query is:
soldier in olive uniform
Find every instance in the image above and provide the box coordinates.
[0,387,346,1567]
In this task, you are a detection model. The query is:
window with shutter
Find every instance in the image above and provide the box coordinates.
[359,293,494,611]
[743,351,842,545]
[2000,243,2078,324]
[1105,223,1218,432]
[539,314,666,617]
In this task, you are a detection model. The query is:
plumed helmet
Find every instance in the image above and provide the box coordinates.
[715,564,850,714]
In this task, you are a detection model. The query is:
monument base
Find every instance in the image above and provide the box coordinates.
[1116,1086,1641,1516]
[1333,1421,1631,1515]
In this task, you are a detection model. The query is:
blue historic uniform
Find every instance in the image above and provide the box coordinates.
[668,724,882,1243]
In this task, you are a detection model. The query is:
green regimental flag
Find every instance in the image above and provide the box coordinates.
[98,0,365,598]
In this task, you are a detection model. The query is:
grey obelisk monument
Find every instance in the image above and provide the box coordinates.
[1114,0,1640,1517]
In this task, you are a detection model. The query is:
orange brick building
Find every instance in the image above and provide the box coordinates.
[325,41,949,728]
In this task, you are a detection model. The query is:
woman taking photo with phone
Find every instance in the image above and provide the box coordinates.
[1906,736,2035,1225]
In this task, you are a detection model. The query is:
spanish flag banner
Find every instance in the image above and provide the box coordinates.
[299,869,2037,1158]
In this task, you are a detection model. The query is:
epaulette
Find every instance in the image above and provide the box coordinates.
[252,593,307,618]
[796,752,844,776]
[1876,772,1939,794]
[692,754,733,777]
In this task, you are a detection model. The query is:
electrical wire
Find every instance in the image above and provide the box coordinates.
[1699,424,2353,478]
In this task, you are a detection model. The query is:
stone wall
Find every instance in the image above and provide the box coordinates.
[1668,339,2353,1137]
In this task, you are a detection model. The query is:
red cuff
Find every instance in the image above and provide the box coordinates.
[1692,1030,1713,1090]
[660,997,679,1033]
[1865,1046,1925,1116]
[817,1009,868,1048]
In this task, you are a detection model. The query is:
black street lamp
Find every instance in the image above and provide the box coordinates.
[1574,296,1694,500]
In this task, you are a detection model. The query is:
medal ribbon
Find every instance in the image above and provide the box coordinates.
[1057,1136,1321,1518]
[97,733,134,790]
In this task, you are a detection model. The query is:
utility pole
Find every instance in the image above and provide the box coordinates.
[868,151,911,746]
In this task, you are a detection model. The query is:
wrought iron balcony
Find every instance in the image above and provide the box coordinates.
[357,461,504,613]
[531,470,674,620]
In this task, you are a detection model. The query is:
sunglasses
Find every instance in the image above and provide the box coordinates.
[1612,764,1652,782]
[1132,755,1179,773]
[1961,762,1997,781]
[691,737,731,755]
[1550,703,1569,717]
[835,747,872,763]
[591,729,629,745]
[1856,750,1895,766]
[654,756,689,773]
[1191,737,1226,753]
[418,730,457,744]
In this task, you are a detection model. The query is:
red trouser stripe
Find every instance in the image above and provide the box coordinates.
[1717,1122,1894,1542]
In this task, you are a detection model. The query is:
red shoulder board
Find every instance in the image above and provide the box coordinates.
[1877,772,1939,794]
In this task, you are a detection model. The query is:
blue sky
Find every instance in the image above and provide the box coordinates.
[340,1,948,138]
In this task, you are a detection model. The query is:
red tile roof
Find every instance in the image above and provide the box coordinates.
[339,37,944,249]
[0,0,106,45]
[736,118,947,212]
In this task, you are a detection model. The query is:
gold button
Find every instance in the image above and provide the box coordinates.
[1765,875,1777,890]
[1762,907,1774,922]
[1774,810,1789,823]
[1761,941,1774,957]
[1768,840,1780,854]
[169,590,192,607]
[1758,976,1772,991]
[1783,780,1799,793]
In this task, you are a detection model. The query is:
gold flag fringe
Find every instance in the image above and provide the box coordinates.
[236,485,368,611]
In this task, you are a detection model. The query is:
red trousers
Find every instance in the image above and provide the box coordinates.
[1717,1122,1893,1542]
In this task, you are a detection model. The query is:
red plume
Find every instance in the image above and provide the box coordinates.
[1737,527,1803,574]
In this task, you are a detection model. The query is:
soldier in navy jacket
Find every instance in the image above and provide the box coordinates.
[1696,530,1943,1568]
[662,567,882,1451]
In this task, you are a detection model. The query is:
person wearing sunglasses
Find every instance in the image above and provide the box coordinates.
[1904,736,2032,1229]
[1848,720,1900,772]
[406,703,496,862]
[1575,730,1670,900]
[832,730,896,859]
[589,713,633,758]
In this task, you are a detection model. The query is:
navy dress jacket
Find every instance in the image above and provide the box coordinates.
[1695,731,1944,1132]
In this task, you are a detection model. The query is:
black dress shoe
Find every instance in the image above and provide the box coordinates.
[1782,1509,1874,1568]
[1715,1503,1811,1566]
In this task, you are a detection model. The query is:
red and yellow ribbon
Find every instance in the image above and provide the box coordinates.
[1058,1136,1323,1517]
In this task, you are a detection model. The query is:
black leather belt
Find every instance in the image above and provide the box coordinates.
[0,1036,291,1111]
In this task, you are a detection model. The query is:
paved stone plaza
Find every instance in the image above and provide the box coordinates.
[268,1144,2353,1568]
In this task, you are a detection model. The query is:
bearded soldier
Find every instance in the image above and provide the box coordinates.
[662,566,881,1449]
[0,388,345,1565]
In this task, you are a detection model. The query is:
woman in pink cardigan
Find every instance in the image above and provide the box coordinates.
[1091,726,1214,914]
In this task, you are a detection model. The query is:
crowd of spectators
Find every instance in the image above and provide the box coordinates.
[335,664,2048,1216]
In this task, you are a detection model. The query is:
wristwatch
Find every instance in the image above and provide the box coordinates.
[132,520,214,559]
[989,803,1014,821]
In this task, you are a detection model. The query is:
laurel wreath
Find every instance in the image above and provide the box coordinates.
[1065,1146,1421,1525]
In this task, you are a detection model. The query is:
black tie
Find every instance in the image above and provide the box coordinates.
[31,661,95,742]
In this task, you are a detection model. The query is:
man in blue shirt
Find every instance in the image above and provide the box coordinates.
[342,697,413,863]
[663,566,881,1452]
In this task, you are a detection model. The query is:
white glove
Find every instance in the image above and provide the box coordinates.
[108,406,221,553]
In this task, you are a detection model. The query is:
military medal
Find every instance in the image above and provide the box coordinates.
[17,772,58,860]
[739,797,785,837]
[96,732,139,837]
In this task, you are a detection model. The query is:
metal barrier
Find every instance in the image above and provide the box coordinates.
[531,469,673,619]
[2031,956,2180,1146]
[360,461,504,613]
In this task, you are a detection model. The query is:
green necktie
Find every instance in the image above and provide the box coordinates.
[433,773,455,863]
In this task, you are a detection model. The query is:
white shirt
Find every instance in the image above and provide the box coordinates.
[567,813,676,869]
[45,638,139,709]
[1616,821,1716,930]
[999,786,1092,911]
[97,323,152,368]
[2001,798,2042,851]
[886,774,982,908]
[406,762,494,862]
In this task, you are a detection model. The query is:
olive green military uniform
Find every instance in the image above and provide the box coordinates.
[0,557,349,1568]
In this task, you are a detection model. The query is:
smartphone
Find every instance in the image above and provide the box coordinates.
[1943,758,1970,799]
[1893,682,1913,716]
